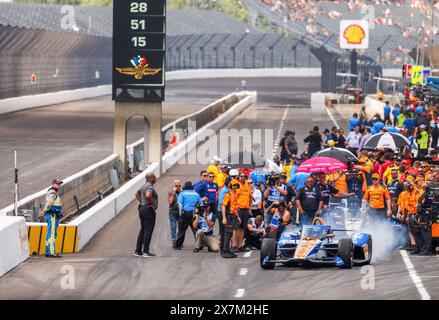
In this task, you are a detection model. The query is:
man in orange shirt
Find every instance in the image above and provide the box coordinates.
[354,150,373,192]
[362,173,392,221]
[235,172,253,252]
[221,179,241,259]
[397,181,421,254]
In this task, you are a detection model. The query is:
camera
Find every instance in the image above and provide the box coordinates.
[417,186,439,223]
[195,201,209,212]
[266,175,278,186]
[347,169,362,176]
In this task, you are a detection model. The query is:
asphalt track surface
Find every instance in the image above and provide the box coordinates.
[1,77,438,299]
[0,77,314,209]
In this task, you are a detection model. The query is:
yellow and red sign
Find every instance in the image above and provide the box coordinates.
[340,20,369,49]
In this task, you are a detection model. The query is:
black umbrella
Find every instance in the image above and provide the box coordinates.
[363,132,411,150]
[312,147,358,162]
[224,151,267,169]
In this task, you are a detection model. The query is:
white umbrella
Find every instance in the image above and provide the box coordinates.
[363,132,411,150]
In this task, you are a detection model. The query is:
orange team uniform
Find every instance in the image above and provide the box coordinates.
[222,192,239,215]
[364,185,390,209]
[397,190,419,215]
[357,158,373,191]
[328,172,348,196]
[237,182,252,209]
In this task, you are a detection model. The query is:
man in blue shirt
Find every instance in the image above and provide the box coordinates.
[383,101,391,124]
[392,104,400,126]
[403,114,416,134]
[371,118,385,134]
[416,103,424,115]
[193,170,208,193]
[196,172,218,215]
[175,181,203,250]
[349,113,362,131]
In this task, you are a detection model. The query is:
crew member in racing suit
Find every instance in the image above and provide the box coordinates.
[361,173,392,223]
[39,179,63,258]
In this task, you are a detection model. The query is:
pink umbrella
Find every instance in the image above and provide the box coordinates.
[296,156,347,173]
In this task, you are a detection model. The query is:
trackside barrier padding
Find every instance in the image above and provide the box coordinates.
[26,223,78,255]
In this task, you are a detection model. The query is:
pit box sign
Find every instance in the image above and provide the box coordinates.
[112,0,166,101]
[339,20,369,49]
[411,65,423,84]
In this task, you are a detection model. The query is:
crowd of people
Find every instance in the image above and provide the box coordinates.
[261,0,436,65]
[133,84,439,260]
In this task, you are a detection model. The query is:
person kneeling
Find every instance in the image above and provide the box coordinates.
[193,203,219,252]
[245,215,266,250]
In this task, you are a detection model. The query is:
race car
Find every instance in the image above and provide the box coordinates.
[260,221,372,270]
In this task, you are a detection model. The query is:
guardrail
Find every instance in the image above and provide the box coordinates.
[129,91,243,172]
[1,91,256,257]
[71,91,257,251]
[0,92,249,222]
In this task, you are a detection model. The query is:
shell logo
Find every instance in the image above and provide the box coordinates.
[343,24,366,44]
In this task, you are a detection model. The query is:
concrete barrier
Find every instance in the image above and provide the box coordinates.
[70,162,160,251]
[70,91,256,251]
[0,85,111,115]
[0,154,118,220]
[26,223,78,255]
[166,68,321,80]
[0,216,29,277]
[0,68,319,115]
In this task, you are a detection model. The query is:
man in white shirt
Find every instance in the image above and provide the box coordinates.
[249,179,262,217]
[346,124,362,155]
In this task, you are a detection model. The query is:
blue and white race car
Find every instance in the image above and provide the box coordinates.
[260,221,372,269]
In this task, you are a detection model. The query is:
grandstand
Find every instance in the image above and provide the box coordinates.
[0,2,384,98]
[255,0,439,67]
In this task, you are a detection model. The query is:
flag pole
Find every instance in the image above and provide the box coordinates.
[14,149,18,216]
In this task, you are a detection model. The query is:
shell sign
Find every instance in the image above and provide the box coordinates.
[340,20,369,49]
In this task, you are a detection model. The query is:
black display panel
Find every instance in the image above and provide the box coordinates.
[113,0,166,101]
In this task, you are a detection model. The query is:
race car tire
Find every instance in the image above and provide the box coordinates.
[260,238,276,270]
[337,238,353,269]
[364,235,372,265]
[353,234,372,266]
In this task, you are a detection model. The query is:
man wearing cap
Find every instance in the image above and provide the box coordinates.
[416,125,429,157]
[221,179,241,258]
[362,173,392,221]
[217,165,229,188]
[383,157,402,185]
[397,181,421,253]
[39,179,63,258]
[235,173,252,252]
[207,156,221,184]
[354,150,373,190]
